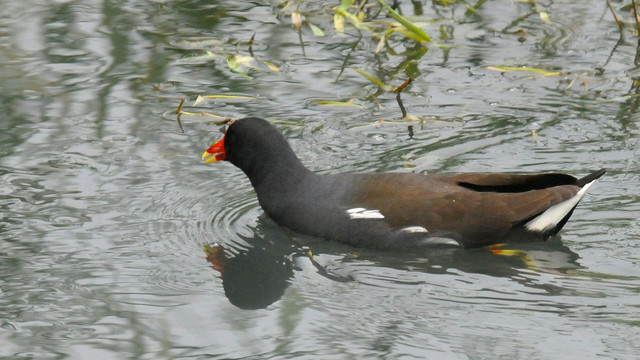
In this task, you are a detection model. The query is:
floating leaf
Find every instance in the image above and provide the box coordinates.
[291,11,302,31]
[234,55,258,69]
[178,51,216,62]
[193,94,256,106]
[375,32,388,54]
[391,25,432,43]
[464,0,489,16]
[375,0,431,43]
[352,68,393,91]
[333,0,370,32]
[487,65,563,76]
[337,0,352,10]
[309,23,325,37]
[539,11,552,25]
[403,114,420,121]
[334,12,345,33]
[334,8,369,30]
[193,95,205,106]
[311,99,362,107]
[226,55,244,75]
[264,61,280,72]
[227,55,264,75]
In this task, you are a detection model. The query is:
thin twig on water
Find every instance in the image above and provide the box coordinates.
[394,77,414,118]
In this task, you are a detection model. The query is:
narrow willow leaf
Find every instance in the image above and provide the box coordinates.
[194,95,256,106]
[337,0,353,11]
[539,11,552,25]
[334,8,368,30]
[235,55,261,71]
[226,55,239,71]
[227,55,248,75]
[291,11,302,31]
[464,0,489,16]
[179,51,216,62]
[352,68,393,91]
[334,13,345,33]
[194,95,205,106]
[487,66,562,76]
[375,0,431,43]
[375,33,388,54]
[264,61,280,72]
[311,99,362,107]
[393,26,432,43]
[309,23,325,37]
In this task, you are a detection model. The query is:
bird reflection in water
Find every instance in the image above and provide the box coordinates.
[203,222,586,310]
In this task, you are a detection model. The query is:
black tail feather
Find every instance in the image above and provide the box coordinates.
[576,169,606,187]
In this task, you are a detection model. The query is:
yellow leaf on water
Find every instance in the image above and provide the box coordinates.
[403,114,420,121]
[539,11,552,25]
[309,23,325,37]
[264,61,280,72]
[375,0,431,43]
[178,51,216,62]
[311,99,362,107]
[352,67,393,91]
[334,13,345,33]
[194,94,256,106]
[375,33,388,54]
[229,55,262,74]
[394,26,432,43]
[291,11,302,31]
[226,55,243,74]
[234,55,256,67]
[203,94,255,99]
[334,8,368,30]
[487,65,562,76]
[337,0,352,10]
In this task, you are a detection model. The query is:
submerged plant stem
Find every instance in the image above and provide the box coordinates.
[395,77,414,118]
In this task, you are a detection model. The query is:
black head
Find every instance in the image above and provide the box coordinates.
[202,117,308,186]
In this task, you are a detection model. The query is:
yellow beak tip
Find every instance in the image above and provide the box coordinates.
[202,151,223,163]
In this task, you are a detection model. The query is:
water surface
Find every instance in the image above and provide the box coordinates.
[1,1,639,359]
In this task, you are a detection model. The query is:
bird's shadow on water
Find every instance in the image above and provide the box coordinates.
[205,215,583,310]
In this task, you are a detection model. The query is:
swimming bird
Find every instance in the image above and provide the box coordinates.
[202,117,605,249]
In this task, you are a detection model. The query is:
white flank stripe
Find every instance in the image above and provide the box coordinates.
[346,208,385,219]
[525,181,594,232]
[401,226,429,233]
[417,237,460,247]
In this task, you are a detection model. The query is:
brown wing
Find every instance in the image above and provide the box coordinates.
[351,173,581,247]
[446,172,578,192]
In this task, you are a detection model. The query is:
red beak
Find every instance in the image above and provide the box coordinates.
[202,136,226,163]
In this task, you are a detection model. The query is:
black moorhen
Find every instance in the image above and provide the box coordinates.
[202,117,605,249]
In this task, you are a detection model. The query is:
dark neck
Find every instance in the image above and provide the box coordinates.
[233,143,313,193]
